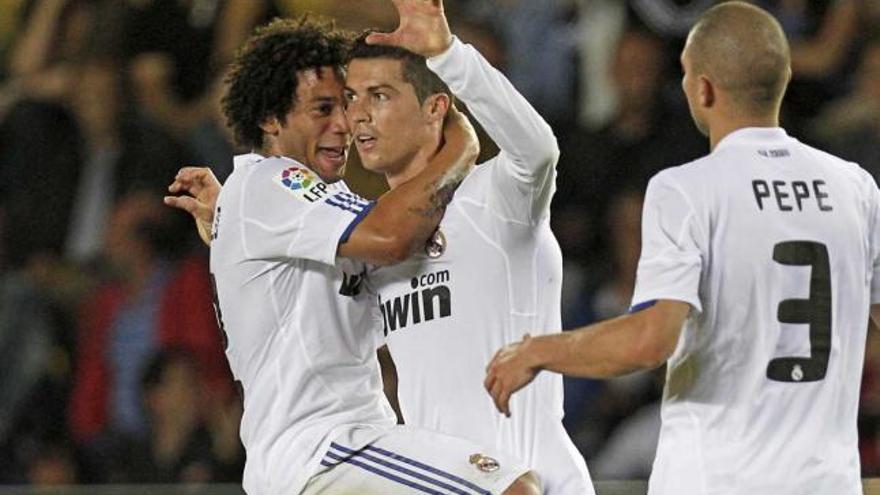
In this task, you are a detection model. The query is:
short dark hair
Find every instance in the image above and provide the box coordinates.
[347,32,452,104]
[222,16,350,150]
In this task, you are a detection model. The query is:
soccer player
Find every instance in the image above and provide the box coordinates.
[485,2,880,494]
[174,15,540,495]
[170,1,589,492]
[350,1,592,493]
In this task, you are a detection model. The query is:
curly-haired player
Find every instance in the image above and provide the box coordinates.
[167,13,541,495]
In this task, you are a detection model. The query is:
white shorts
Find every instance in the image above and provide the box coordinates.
[301,424,531,495]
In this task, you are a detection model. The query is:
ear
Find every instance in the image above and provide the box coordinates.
[259,116,281,137]
[422,93,451,124]
[698,75,715,109]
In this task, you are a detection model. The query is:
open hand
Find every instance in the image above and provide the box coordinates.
[164,166,222,245]
[366,0,453,58]
[484,334,540,417]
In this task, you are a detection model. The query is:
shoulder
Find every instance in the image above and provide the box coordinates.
[796,141,877,195]
[647,154,714,193]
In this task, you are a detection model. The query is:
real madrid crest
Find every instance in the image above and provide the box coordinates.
[469,453,500,473]
[425,228,446,258]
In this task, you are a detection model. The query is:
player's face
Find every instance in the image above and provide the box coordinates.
[344,57,435,175]
[275,67,351,183]
[680,42,709,137]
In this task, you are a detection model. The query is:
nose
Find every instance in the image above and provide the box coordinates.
[345,97,370,126]
[330,103,350,135]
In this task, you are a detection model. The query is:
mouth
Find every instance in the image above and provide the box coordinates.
[316,146,347,169]
[354,133,377,153]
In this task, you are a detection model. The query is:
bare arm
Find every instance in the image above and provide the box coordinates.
[368,0,559,222]
[164,108,477,265]
[8,0,67,76]
[790,0,859,78]
[336,107,477,266]
[484,300,690,416]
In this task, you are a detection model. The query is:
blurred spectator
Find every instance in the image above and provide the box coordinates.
[628,0,716,39]
[0,267,77,483]
[123,0,268,175]
[115,349,242,483]
[0,100,82,270]
[65,55,188,263]
[463,0,579,125]
[561,191,663,462]
[554,28,703,269]
[24,439,80,485]
[811,36,880,181]
[68,191,232,480]
[758,0,863,134]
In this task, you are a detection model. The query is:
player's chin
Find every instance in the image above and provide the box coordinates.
[313,148,348,182]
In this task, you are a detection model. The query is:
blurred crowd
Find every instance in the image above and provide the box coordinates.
[0,0,878,486]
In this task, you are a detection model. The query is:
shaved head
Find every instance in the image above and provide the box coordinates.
[685,1,791,115]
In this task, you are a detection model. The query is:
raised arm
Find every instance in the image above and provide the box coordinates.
[338,106,477,265]
[368,0,559,222]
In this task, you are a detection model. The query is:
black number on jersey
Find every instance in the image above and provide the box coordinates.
[766,241,832,383]
[209,273,230,350]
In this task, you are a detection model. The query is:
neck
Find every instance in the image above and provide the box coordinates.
[385,130,442,190]
[709,113,779,151]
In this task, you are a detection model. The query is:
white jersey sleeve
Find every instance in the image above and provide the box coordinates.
[631,172,705,312]
[239,158,373,266]
[427,37,559,223]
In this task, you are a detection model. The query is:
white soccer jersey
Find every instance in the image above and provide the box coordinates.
[210,153,396,495]
[366,38,593,494]
[632,128,880,495]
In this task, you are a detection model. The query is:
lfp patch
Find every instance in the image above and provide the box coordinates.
[281,166,315,191]
[277,166,330,203]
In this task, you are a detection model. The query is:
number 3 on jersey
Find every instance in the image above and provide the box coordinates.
[767,241,831,383]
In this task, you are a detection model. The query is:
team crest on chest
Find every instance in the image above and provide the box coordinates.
[425,229,446,258]
[468,453,499,473]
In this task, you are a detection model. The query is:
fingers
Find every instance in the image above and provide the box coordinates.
[365,31,398,46]
[495,383,511,418]
[487,376,511,417]
[163,195,202,216]
[168,167,210,194]
[484,363,511,417]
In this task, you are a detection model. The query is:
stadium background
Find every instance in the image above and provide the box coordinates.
[0,0,878,489]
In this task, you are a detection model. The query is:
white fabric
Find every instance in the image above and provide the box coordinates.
[632,127,880,495]
[367,38,593,495]
[210,154,396,495]
[301,424,529,495]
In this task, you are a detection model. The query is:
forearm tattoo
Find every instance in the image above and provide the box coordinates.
[408,164,469,218]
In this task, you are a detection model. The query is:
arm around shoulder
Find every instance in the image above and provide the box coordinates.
[338,108,478,266]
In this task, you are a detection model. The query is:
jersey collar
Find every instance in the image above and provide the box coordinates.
[714,127,790,153]
[233,152,265,170]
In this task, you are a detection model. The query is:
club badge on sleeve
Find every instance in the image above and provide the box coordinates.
[277,166,330,203]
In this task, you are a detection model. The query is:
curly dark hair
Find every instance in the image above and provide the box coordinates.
[222,16,351,150]
[347,31,452,104]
